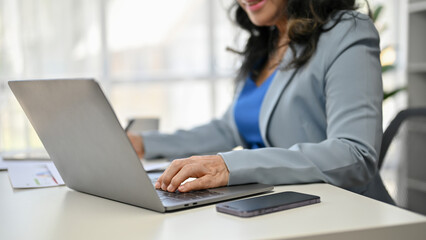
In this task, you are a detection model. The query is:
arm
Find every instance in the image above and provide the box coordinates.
[141,106,243,160]
[155,13,383,194]
[221,15,383,191]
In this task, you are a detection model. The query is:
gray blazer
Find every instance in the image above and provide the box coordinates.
[142,11,394,204]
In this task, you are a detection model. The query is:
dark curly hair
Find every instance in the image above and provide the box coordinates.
[230,0,371,81]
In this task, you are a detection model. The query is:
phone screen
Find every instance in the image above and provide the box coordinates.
[216,191,320,217]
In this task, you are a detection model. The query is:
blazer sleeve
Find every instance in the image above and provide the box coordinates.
[142,106,243,160]
[219,14,384,191]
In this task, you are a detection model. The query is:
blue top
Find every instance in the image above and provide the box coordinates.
[234,70,277,149]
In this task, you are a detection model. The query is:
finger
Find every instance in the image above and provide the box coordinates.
[167,164,205,192]
[178,176,213,193]
[158,159,186,191]
[154,180,161,189]
[156,170,173,190]
[155,173,166,190]
[156,157,197,190]
[155,172,163,189]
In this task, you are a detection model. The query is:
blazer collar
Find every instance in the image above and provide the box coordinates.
[259,46,300,147]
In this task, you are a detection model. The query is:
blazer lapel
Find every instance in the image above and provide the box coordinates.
[259,48,299,147]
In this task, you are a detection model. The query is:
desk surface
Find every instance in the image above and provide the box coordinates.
[0,171,425,240]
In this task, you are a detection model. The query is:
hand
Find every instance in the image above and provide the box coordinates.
[127,132,145,159]
[155,155,229,193]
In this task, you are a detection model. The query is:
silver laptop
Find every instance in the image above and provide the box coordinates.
[9,79,273,212]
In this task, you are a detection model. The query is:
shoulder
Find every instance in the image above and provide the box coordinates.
[310,10,380,71]
[324,10,377,35]
[291,11,380,71]
[319,10,380,50]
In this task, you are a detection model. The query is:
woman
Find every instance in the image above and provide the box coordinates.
[128,0,394,204]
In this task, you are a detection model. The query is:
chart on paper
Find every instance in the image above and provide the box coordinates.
[8,163,64,188]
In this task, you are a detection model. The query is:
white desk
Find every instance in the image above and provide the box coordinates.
[0,171,425,240]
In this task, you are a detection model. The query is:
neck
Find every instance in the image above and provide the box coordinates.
[275,17,289,46]
[268,17,289,64]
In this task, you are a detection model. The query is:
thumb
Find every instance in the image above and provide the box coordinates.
[178,176,211,192]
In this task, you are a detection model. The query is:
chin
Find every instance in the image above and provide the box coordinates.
[246,10,277,27]
[248,18,274,27]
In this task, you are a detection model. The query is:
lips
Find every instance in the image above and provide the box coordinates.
[242,0,267,12]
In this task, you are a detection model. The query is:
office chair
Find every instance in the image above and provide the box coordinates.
[378,107,426,170]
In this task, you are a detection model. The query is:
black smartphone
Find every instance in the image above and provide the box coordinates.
[216,191,320,218]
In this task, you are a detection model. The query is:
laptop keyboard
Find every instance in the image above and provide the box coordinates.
[151,177,223,202]
[156,189,223,202]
